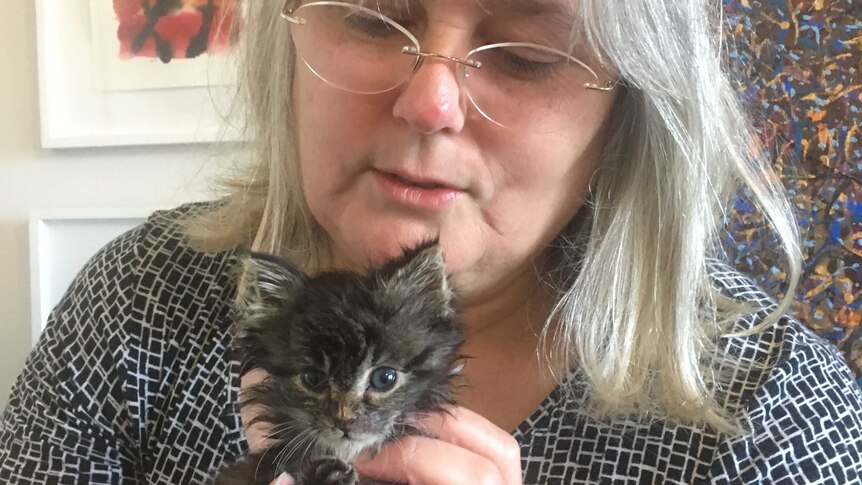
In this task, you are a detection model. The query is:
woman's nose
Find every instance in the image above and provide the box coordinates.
[392,59,467,135]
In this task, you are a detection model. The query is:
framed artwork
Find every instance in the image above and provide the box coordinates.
[28,208,154,345]
[35,0,242,148]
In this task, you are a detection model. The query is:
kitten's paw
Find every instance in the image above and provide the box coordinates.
[303,457,359,485]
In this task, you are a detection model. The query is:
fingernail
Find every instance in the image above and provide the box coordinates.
[275,472,294,485]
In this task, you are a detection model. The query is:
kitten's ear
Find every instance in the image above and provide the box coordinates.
[375,241,455,317]
[237,251,305,312]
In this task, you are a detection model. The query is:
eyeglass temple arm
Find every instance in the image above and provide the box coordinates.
[585,80,617,92]
[586,56,618,92]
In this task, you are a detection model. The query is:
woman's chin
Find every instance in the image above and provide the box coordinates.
[365,233,440,268]
[334,226,451,272]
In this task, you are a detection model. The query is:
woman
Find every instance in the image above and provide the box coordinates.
[2,0,860,483]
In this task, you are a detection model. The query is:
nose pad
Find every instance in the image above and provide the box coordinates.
[393,59,467,134]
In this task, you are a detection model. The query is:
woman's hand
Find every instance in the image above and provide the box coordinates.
[269,472,295,485]
[242,369,296,485]
[241,368,276,453]
[242,369,521,484]
[354,406,523,485]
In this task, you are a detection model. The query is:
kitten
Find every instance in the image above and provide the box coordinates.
[215,242,465,485]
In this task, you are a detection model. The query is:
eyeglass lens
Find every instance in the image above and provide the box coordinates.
[288,1,601,132]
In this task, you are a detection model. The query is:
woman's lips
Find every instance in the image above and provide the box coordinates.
[373,169,464,211]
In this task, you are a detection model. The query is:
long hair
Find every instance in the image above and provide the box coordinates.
[183,0,802,432]
[541,0,802,431]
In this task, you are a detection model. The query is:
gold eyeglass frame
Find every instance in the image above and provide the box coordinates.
[280,0,617,126]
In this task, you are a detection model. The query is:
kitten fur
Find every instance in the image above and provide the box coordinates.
[214,242,465,485]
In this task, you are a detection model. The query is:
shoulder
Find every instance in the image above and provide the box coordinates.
[705,258,857,406]
[98,201,243,376]
[710,318,862,483]
[71,201,235,288]
[1,202,247,481]
[515,261,861,484]
[138,200,237,275]
[704,259,862,483]
[64,201,241,335]
[122,202,248,477]
[79,201,247,472]
[132,202,240,324]
[704,258,859,414]
[34,200,243,372]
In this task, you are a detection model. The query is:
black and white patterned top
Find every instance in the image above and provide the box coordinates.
[2,203,861,484]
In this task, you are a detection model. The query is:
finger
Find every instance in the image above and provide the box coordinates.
[269,472,295,485]
[355,435,505,485]
[413,407,522,484]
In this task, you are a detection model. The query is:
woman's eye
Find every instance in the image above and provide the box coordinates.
[301,369,328,390]
[369,367,398,391]
[343,13,403,38]
[343,13,388,37]
[496,49,560,79]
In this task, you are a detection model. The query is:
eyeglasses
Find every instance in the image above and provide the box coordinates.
[281,0,617,133]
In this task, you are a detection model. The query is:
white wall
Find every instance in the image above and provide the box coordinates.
[0,1,231,408]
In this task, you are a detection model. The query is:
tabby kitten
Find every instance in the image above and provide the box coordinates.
[215,243,465,485]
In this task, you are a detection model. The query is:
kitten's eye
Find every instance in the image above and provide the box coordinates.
[369,367,398,391]
[301,369,328,390]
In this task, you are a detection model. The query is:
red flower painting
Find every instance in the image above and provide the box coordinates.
[113,0,241,63]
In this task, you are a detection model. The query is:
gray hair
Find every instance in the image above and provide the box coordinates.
[184,0,801,432]
[541,0,801,431]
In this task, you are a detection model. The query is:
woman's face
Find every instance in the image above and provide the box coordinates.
[294,0,616,304]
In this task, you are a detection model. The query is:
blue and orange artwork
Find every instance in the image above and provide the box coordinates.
[723,0,862,380]
[113,0,240,63]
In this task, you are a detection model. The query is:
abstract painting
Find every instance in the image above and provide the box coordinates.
[112,0,241,64]
[722,0,862,382]
[90,0,241,91]
[37,1,241,147]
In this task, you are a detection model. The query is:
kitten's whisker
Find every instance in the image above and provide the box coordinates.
[273,440,293,471]
[393,418,431,436]
[407,411,441,435]
[297,433,318,469]
[271,428,310,472]
[280,429,311,462]
[272,434,294,469]
[253,419,305,468]
[386,437,407,473]
[264,422,304,440]
[278,429,314,470]
[268,421,304,434]
[254,435,282,483]
[267,423,294,434]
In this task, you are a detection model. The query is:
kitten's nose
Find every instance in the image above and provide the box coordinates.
[333,418,355,436]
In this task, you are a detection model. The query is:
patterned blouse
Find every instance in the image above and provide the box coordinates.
[1,204,861,484]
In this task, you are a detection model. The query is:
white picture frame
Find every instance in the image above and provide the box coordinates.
[28,208,156,346]
[35,0,239,148]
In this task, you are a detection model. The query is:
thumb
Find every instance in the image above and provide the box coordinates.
[270,472,295,485]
